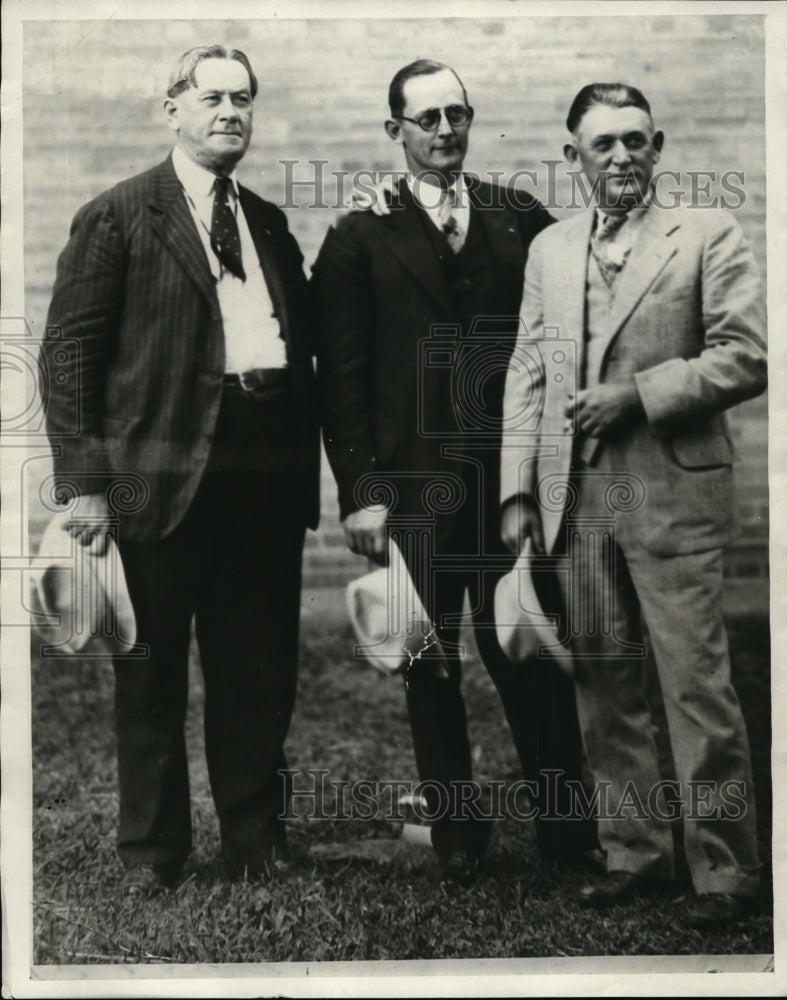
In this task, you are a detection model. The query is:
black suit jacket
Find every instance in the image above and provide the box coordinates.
[312,177,552,536]
[42,156,319,541]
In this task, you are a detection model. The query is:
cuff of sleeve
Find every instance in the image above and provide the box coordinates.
[337,467,379,521]
[634,359,688,431]
[49,440,114,502]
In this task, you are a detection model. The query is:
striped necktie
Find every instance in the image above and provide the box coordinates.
[590,212,628,288]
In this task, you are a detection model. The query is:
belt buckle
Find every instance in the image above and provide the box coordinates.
[238,369,259,392]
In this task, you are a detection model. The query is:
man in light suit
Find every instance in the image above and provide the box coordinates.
[41,46,319,893]
[314,60,598,880]
[501,83,766,925]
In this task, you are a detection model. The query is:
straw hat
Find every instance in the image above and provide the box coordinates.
[30,513,136,656]
[494,538,572,675]
[346,536,448,677]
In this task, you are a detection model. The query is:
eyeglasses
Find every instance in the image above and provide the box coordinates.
[396,104,474,132]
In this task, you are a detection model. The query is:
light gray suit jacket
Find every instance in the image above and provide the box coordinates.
[500,205,767,557]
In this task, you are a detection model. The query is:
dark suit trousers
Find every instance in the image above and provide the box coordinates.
[396,491,598,862]
[113,381,306,874]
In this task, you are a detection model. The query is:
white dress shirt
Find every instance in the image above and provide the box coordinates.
[406,173,471,238]
[172,146,287,372]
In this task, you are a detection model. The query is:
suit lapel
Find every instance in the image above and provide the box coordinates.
[551,210,594,375]
[147,156,217,306]
[605,207,680,340]
[239,188,290,343]
[385,180,452,316]
[467,178,524,298]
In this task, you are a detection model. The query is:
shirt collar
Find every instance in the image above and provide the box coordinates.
[406,172,467,210]
[172,145,239,200]
[595,187,652,228]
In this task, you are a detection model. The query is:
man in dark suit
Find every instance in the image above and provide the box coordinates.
[313,59,597,879]
[41,45,319,894]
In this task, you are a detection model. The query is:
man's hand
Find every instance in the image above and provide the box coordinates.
[501,497,545,555]
[567,381,644,438]
[342,506,389,564]
[65,492,112,555]
[349,174,396,217]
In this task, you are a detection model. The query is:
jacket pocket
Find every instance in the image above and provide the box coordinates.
[670,429,733,469]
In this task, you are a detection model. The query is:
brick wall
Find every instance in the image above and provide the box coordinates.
[21,13,767,591]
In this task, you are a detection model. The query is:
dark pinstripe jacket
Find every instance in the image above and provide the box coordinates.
[42,155,320,541]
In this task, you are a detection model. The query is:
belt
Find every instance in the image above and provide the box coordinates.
[223,368,289,391]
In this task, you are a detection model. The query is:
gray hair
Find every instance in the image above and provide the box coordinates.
[167,45,258,99]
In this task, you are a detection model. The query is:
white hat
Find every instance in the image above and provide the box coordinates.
[30,513,136,656]
[494,538,572,676]
[346,536,448,677]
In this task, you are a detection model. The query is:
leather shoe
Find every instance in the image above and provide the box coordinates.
[437,848,482,886]
[687,893,751,928]
[119,862,181,897]
[579,870,659,907]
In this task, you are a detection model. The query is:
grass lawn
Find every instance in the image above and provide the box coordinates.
[31,589,773,965]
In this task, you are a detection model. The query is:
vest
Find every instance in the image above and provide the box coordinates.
[417,203,499,331]
[584,254,616,389]
[413,203,507,530]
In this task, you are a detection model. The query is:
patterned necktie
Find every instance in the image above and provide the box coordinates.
[438,188,466,254]
[210,176,245,281]
[590,211,628,288]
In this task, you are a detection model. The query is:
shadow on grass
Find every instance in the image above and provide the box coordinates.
[30,598,773,964]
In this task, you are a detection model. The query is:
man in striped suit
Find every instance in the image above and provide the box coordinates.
[41,45,319,894]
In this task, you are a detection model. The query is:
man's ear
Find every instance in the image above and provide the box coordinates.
[563,141,579,166]
[385,119,403,144]
[164,98,179,134]
[652,130,665,158]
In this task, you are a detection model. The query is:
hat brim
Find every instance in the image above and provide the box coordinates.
[31,514,136,656]
[494,539,572,675]
[346,537,448,676]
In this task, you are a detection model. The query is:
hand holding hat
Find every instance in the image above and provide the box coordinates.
[494,538,572,676]
[29,512,136,657]
[346,536,449,677]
